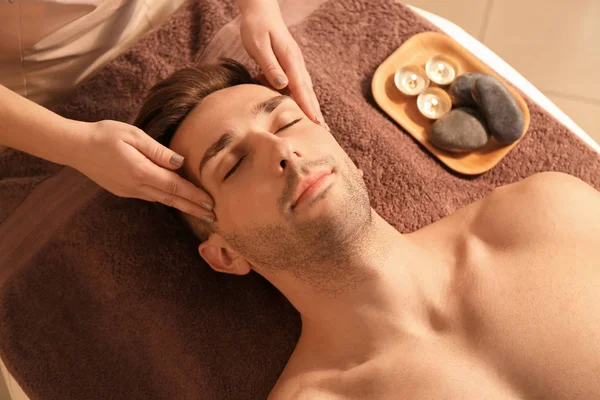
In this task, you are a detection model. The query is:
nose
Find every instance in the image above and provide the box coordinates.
[274,139,301,174]
[257,134,301,175]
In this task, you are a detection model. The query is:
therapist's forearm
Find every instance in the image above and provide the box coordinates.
[0,84,83,167]
[235,0,278,14]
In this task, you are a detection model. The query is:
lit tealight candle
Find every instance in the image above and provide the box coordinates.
[417,87,452,119]
[425,55,457,85]
[394,65,430,96]
[407,74,418,89]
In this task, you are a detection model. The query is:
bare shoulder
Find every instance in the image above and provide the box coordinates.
[464,173,600,399]
[473,172,600,245]
[498,172,599,215]
[515,171,598,194]
[492,171,596,196]
[484,171,599,212]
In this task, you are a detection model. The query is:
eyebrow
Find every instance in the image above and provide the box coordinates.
[198,95,291,178]
[251,94,290,117]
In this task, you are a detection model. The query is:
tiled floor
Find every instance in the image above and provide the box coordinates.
[406,0,600,146]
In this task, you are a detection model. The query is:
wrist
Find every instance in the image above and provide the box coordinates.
[58,118,91,169]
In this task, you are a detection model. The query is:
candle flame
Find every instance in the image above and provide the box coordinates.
[405,73,418,89]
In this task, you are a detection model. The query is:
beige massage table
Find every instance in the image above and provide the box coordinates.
[2,4,599,400]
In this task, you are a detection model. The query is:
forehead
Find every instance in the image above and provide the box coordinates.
[171,84,280,155]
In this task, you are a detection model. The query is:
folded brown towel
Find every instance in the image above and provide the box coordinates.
[1,0,599,399]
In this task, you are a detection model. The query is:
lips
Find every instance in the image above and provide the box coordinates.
[291,170,333,209]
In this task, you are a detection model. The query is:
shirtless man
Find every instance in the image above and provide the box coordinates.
[134,60,600,400]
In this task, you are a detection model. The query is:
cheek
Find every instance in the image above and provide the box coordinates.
[309,127,344,148]
[216,185,277,229]
[308,131,352,163]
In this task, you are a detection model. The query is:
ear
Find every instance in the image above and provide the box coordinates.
[198,235,252,276]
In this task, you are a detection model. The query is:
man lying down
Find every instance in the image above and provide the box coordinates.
[134,59,600,400]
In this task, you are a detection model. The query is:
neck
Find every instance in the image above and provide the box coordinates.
[260,210,453,366]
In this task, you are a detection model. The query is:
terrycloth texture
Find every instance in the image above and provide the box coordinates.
[1,0,599,399]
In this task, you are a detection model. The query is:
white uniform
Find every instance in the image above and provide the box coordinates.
[0,0,185,106]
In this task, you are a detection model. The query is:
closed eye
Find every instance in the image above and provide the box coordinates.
[275,118,303,133]
[223,154,246,181]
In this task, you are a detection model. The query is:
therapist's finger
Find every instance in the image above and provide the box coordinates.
[140,185,215,223]
[142,167,215,215]
[274,36,322,124]
[310,84,328,131]
[129,128,187,171]
[252,36,289,90]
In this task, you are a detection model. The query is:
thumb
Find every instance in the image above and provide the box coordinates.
[255,41,288,89]
[135,132,185,170]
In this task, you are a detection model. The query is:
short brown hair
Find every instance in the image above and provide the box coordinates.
[133,58,257,241]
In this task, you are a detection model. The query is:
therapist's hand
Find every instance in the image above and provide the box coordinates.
[70,120,215,223]
[239,0,324,124]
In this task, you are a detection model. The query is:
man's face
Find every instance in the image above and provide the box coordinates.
[170,84,371,274]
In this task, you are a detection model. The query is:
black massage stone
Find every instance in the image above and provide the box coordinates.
[430,107,490,153]
[448,72,486,107]
[472,75,525,144]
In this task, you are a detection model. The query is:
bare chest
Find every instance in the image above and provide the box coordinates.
[311,246,600,400]
[413,192,600,399]
[320,220,600,399]
[450,234,600,400]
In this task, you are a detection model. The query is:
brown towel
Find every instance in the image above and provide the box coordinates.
[1,0,599,399]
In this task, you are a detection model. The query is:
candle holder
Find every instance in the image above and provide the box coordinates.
[417,87,452,119]
[394,65,430,96]
[425,55,457,85]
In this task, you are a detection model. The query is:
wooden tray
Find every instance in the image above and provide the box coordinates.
[372,31,530,175]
